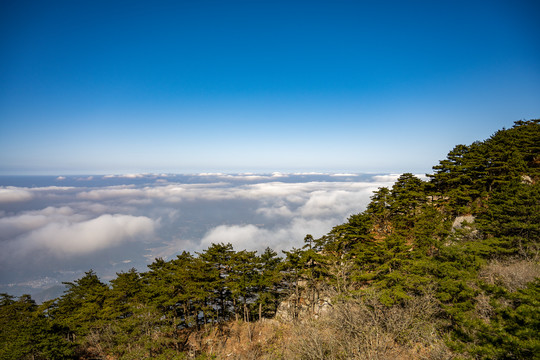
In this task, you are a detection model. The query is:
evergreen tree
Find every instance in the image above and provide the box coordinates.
[366,186,392,237]
[104,267,143,320]
[281,247,306,319]
[54,270,109,338]
[389,173,427,231]
[0,294,74,360]
[198,243,235,322]
[256,247,283,319]
[477,180,540,257]
[229,250,259,321]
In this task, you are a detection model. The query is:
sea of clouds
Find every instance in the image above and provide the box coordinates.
[0,172,414,301]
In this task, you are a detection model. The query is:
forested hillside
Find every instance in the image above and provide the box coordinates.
[1,120,538,360]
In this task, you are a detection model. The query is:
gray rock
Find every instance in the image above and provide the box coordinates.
[452,215,475,231]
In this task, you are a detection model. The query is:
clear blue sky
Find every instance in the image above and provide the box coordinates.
[1,0,539,175]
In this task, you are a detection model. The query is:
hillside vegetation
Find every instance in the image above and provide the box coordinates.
[1,120,539,360]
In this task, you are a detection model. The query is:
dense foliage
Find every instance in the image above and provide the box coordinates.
[1,120,538,359]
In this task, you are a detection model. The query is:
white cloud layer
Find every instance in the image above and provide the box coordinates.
[0,206,83,240]
[196,180,393,254]
[3,214,156,258]
[199,217,338,254]
[0,173,404,296]
[0,187,34,203]
[73,182,316,203]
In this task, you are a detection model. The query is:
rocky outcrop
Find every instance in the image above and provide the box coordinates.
[452,215,475,231]
[450,214,480,240]
[275,290,333,322]
[521,174,534,185]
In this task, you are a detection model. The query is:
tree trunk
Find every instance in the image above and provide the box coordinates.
[259,302,262,321]
[233,298,238,322]
[294,272,300,319]
[220,290,225,321]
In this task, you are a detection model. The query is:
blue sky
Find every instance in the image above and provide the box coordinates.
[1,0,539,175]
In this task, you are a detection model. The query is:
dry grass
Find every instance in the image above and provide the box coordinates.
[178,292,453,359]
[284,291,452,360]
[185,319,291,359]
[479,259,540,292]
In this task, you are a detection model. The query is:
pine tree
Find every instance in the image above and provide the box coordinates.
[229,249,259,321]
[390,173,426,227]
[256,247,283,320]
[198,243,235,322]
[0,294,75,360]
[54,270,109,338]
[477,180,540,257]
[281,247,306,319]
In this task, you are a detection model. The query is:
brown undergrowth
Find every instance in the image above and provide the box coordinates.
[180,292,452,360]
[184,319,291,359]
[284,292,452,360]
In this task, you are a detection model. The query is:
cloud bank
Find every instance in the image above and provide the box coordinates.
[16,214,155,256]
[0,207,156,261]
[0,187,34,203]
[0,173,401,297]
